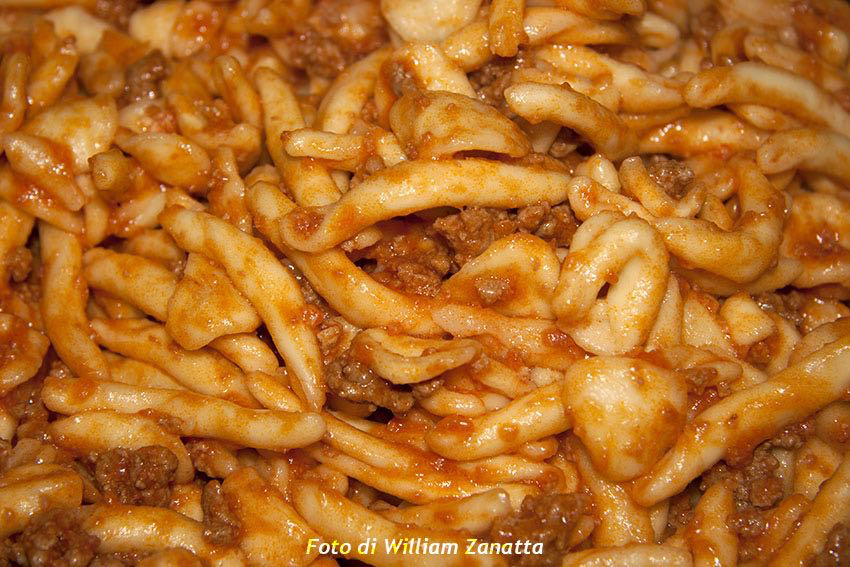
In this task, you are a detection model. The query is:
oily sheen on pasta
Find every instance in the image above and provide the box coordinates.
[1,0,850,566]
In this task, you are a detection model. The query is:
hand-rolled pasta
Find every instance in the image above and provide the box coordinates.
[291,479,504,567]
[505,82,637,160]
[221,467,320,566]
[553,211,669,355]
[41,376,326,451]
[757,128,850,188]
[166,253,261,349]
[652,159,785,284]
[349,328,481,384]
[0,464,83,538]
[40,221,110,380]
[426,381,570,461]
[278,159,572,253]
[161,206,326,410]
[632,332,850,506]
[0,313,48,395]
[83,248,177,321]
[48,410,194,483]
[90,318,256,408]
[81,504,246,566]
[563,357,687,482]
[684,62,850,138]
[390,89,531,159]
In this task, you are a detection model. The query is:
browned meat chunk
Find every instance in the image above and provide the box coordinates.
[325,350,413,413]
[7,508,99,567]
[202,480,240,546]
[645,155,694,199]
[122,50,169,104]
[94,445,178,507]
[279,0,387,78]
[813,523,850,567]
[490,492,590,567]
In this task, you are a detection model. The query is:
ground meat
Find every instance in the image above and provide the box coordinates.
[122,50,168,105]
[279,0,386,79]
[644,155,695,199]
[433,204,576,269]
[755,291,806,329]
[355,221,452,297]
[665,488,699,538]
[689,6,724,52]
[5,246,32,283]
[469,57,521,109]
[474,275,513,305]
[325,350,413,413]
[490,492,590,567]
[93,446,178,507]
[2,367,51,443]
[812,523,850,567]
[683,367,719,395]
[202,481,240,546]
[94,0,137,29]
[700,444,783,510]
[7,508,99,567]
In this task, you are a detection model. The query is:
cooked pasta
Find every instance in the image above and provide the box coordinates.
[1,0,850,566]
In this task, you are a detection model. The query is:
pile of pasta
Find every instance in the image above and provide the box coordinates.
[2,0,850,565]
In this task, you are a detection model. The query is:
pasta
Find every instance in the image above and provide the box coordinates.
[1,0,850,566]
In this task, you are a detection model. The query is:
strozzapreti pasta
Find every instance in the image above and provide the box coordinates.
[1,0,850,565]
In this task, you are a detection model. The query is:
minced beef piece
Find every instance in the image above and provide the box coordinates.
[354,221,452,298]
[94,0,137,29]
[325,350,413,413]
[279,0,387,79]
[645,155,694,199]
[755,291,806,329]
[433,203,576,268]
[94,446,178,507]
[469,57,521,109]
[700,444,783,510]
[2,368,51,442]
[689,6,724,52]
[5,246,32,283]
[474,275,513,305]
[813,523,850,567]
[202,481,240,546]
[7,508,99,567]
[122,50,169,105]
[490,492,590,567]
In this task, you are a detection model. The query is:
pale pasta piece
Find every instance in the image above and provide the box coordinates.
[772,453,850,566]
[562,544,693,567]
[505,82,637,160]
[426,381,569,461]
[350,329,480,385]
[0,464,83,539]
[0,313,49,395]
[221,467,320,567]
[166,253,261,349]
[390,89,530,159]
[161,206,326,410]
[633,333,850,506]
[684,62,850,138]
[247,182,441,336]
[279,159,572,253]
[208,334,279,375]
[83,248,177,321]
[563,357,687,481]
[39,221,110,380]
[381,0,482,43]
[41,376,326,451]
[81,504,246,566]
[117,133,211,192]
[90,318,256,407]
[553,211,669,355]
[377,489,511,535]
[685,482,737,567]
[291,479,503,567]
[104,351,186,391]
[48,410,194,483]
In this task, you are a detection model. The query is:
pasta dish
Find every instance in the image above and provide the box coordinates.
[1,0,850,565]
